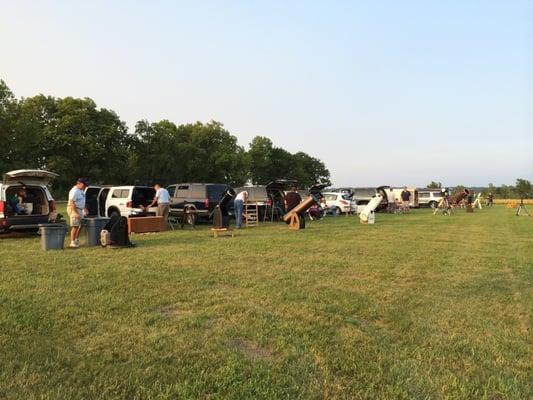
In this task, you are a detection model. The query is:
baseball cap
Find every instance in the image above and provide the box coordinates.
[77,177,89,186]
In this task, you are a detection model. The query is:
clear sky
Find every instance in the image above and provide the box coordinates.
[1,0,531,187]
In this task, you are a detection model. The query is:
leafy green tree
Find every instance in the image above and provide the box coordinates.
[187,121,248,186]
[0,80,17,172]
[248,136,274,184]
[247,136,330,187]
[427,181,442,189]
[131,119,194,185]
[2,80,329,192]
[19,95,132,194]
[291,152,331,187]
[515,178,532,198]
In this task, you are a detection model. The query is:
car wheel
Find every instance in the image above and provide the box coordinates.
[429,201,437,209]
[185,212,196,226]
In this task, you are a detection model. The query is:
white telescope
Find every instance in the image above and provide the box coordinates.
[359,194,383,224]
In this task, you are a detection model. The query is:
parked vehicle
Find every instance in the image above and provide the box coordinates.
[264,180,297,221]
[167,183,233,220]
[0,169,58,233]
[320,192,355,215]
[391,187,419,208]
[350,188,378,206]
[418,189,444,208]
[234,185,271,220]
[86,185,157,218]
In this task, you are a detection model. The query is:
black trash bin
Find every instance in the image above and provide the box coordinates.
[84,217,110,247]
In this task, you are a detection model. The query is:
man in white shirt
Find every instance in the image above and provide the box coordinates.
[67,178,89,248]
[234,190,248,228]
[147,183,171,222]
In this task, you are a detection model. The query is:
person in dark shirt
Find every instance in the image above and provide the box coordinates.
[400,186,411,212]
[284,187,302,212]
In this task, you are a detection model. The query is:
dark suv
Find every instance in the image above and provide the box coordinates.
[167,183,234,220]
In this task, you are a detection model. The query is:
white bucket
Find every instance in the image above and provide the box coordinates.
[22,203,33,214]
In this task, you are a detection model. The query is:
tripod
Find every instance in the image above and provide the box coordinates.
[516,198,531,216]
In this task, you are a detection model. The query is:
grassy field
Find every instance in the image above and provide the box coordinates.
[0,206,531,399]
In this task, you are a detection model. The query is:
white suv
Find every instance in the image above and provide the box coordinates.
[0,169,58,233]
[86,186,157,218]
[418,190,444,208]
[320,192,355,215]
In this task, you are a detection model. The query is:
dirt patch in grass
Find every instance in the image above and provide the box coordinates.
[157,305,193,318]
[230,338,274,361]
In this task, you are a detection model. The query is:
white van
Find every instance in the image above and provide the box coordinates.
[0,169,58,233]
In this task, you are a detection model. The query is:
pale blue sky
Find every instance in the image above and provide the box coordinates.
[1,1,531,186]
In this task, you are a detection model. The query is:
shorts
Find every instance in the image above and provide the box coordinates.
[68,210,82,227]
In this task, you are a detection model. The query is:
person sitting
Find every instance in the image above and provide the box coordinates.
[7,193,20,215]
[17,189,29,214]
[8,189,28,215]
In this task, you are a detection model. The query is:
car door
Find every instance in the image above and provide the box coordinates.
[98,188,110,217]
[84,186,102,217]
[174,184,190,214]
[190,184,206,212]
[107,188,128,216]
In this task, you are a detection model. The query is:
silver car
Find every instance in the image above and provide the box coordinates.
[0,169,58,233]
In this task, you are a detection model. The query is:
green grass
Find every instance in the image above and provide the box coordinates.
[0,207,531,399]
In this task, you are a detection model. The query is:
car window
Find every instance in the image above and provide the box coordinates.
[191,185,205,198]
[207,185,229,201]
[419,192,430,198]
[112,189,128,199]
[176,185,189,198]
[324,194,336,201]
[167,185,176,197]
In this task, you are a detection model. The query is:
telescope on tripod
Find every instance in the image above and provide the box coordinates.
[516,196,530,216]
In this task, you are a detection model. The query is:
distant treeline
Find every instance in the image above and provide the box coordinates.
[0,80,330,197]
[426,180,532,199]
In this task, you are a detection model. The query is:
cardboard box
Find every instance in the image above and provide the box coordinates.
[128,216,165,233]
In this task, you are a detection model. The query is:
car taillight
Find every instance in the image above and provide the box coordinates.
[0,200,4,216]
[267,199,272,206]
[340,200,349,205]
[49,200,56,211]
[126,201,133,208]
[204,198,209,208]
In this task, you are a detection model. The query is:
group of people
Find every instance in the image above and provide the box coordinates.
[233,186,303,228]
[386,186,412,214]
[66,178,171,248]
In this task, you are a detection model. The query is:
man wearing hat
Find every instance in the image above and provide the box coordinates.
[67,178,89,248]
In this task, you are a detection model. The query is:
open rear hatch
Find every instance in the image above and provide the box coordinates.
[3,169,58,186]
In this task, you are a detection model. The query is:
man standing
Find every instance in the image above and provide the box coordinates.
[234,190,248,228]
[67,178,89,248]
[284,186,302,212]
[400,186,411,213]
[147,183,171,222]
[386,187,396,213]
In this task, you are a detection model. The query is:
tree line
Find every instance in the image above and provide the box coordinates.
[0,80,330,197]
[426,180,532,198]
